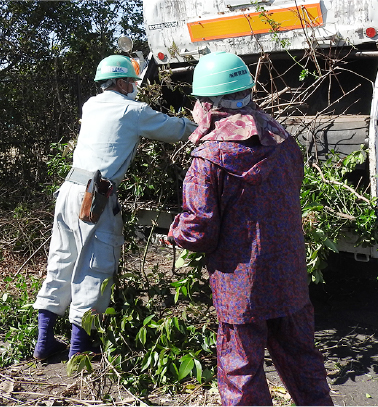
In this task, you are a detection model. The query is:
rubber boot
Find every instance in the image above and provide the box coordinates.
[33,309,67,360]
[69,324,100,359]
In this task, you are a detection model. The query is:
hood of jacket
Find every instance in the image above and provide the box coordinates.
[191,139,288,186]
[190,99,290,146]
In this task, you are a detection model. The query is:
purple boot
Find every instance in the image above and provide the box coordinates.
[33,309,67,360]
[69,324,101,359]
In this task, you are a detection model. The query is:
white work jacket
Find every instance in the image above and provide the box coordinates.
[73,90,197,186]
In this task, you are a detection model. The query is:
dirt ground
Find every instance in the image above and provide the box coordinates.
[309,253,378,406]
[1,244,378,406]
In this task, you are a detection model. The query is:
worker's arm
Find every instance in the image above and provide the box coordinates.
[137,103,197,143]
[170,157,220,253]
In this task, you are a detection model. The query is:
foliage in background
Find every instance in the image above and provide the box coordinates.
[119,0,146,53]
[0,275,42,367]
[0,0,147,203]
[0,273,71,368]
[118,71,195,210]
[301,147,378,283]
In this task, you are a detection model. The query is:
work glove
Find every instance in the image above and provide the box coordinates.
[167,228,176,246]
[161,228,176,247]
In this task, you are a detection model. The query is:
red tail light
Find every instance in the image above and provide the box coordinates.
[366,27,377,38]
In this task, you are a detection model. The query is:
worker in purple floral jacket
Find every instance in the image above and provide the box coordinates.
[169,52,333,406]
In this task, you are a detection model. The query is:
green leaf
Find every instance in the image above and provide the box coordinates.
[143,314,156,326]
[67,354,93,377]
[178,355,194,381]
[84,355,93,373]
[141,351,153,371]
[202,368,215,381]
[21,303,34,309]
[171,280,186,287]
[175,249,189,268]
[194,358,202,383]
[174,289,180,304]
[324,238,339,253]
[81,310,94,336]
[175,257,186,268]
[148,321,160,328]
[314,229,325,240]
[302,202,323,216]
[67,355,81,377]
[137,326,147,346]
[101,278,110,295]
[164,320,172,341]
[170,362,179,380]
[202,336,210,352]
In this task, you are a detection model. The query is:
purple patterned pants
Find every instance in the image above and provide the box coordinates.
[217,303,333,406]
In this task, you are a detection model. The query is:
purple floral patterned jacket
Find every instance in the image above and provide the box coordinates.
[170,136,310,323]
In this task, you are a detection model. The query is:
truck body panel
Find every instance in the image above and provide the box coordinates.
[144,0,378,64]
[141,0,378,260]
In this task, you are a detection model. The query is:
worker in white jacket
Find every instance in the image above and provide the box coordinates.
[33,55,197,360]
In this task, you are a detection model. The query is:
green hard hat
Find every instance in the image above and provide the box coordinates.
[192,52,254,96]
[94,55,141,82]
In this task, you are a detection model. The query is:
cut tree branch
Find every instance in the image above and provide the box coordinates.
[312,162,371,204]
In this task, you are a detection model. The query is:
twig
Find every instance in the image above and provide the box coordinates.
[312,162,371,204]
[323,206,356,221]
[278,73,328,117]
[296,0,322,76]
[171,140,191,163]
[9,392,119,406]
[259,86,291,107]
[178,377,216,406]
[102,357,145,405]
[314,84,361,118]
[0,392,20,403]
[262,101,308,110]
[253,55,265,92]
[318,325,360,352]
[172,244,177,275]
[15,235,51,276]
[141,221,156,292]
[334,66,374,88]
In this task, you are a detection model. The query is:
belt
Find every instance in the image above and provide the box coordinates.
[66,167,117,193]
[65,167,96,185]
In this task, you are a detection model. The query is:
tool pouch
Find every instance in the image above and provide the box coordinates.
[79,170,113,224]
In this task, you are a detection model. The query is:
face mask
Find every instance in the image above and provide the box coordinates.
[127,83,138,100]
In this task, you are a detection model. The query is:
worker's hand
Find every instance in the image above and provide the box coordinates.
[162,229,176,247]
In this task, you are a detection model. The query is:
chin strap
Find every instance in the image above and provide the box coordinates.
[209,93,251,109]
[208,95,224,108]
[100,79,116,90]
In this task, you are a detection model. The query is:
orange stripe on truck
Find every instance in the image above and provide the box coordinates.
[187,3,323,42]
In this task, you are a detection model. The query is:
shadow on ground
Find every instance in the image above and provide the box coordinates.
[310,253,378,406]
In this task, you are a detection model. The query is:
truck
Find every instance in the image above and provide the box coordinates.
[128,0,378,260]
